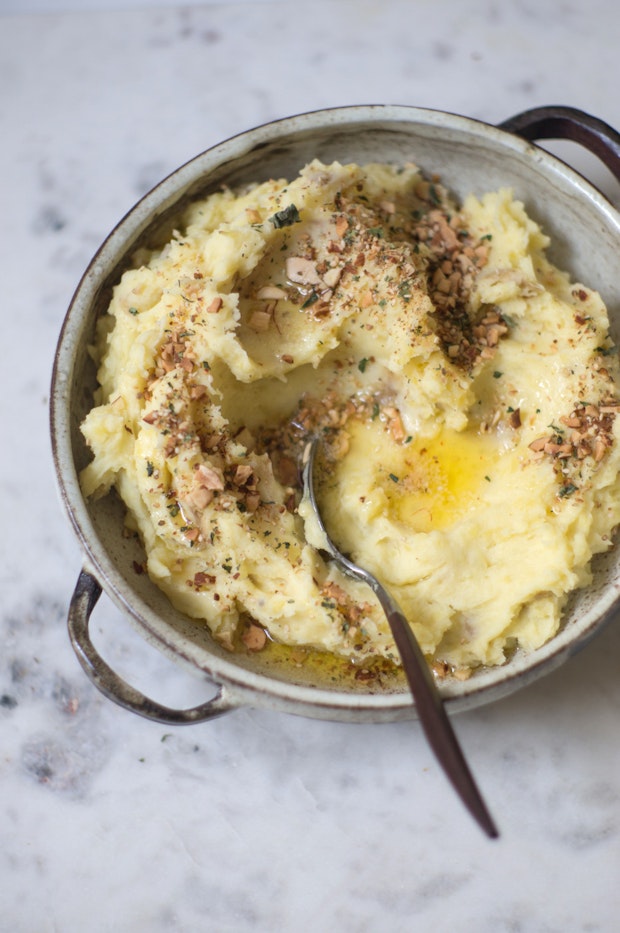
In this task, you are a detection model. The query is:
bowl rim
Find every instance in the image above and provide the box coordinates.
[50,102,620,719]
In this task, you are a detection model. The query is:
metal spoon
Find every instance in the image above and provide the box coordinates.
[302,436,499,839]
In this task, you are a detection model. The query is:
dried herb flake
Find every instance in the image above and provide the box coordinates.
[269,204,300,228]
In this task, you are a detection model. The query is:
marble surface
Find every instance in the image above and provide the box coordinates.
[2,1,620,930]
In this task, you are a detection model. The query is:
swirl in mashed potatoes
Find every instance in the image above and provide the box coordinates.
[80,159,620,676]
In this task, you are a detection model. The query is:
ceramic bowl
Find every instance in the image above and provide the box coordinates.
[50,104,620,725]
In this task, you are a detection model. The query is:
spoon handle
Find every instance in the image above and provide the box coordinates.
[303,437,498,838]
[374,585,498,839]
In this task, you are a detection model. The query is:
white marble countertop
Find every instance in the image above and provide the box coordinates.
[2,1,620,930]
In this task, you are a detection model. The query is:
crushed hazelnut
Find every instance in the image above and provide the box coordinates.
[207,297,223,314]
[242,622,268,651]
[286,256,322,286]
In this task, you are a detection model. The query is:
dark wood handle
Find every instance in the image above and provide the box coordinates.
[499,105,620,182]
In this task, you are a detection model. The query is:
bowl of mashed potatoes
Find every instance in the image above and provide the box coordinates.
[51,105,620,724]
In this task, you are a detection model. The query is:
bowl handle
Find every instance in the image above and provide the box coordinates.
[498,105,620,182]
[68,568,237,724]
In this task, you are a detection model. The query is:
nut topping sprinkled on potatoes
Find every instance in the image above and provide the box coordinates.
[80,160,620,675]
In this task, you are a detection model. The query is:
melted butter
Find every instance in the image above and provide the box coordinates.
[239,638,407,694]
[343,419,499,533]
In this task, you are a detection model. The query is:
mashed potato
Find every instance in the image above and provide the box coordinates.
[80,160,620,675]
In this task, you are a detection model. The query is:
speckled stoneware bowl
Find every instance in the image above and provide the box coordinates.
[51,105,620,725]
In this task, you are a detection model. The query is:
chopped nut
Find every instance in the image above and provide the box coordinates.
[286,256,322,286]
[509,408,521,429]
[384,406,406,443]
[190,384,208,401]
[245,493,261,513]
[354,668,376,682]
[195,464,225,490]
[560,415,582,429]
[594,437,608,461]
[207,297,223,314]
[335,215,349,238]
[528,398,617,495]
[256,285,288,300]
[322,266,342,289]
[248,310,272,332]
[194,571,216,587]
[191,486,214,510]
[179,356,194,372]
[529,436,549,452]
[323,582,349,604]
[233,464,254,486]
[242,622,267,651]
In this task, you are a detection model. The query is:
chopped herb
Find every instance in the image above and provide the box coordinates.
[146,461,154,476]
[485,475,491,482]
[358,357,369,373]
[481,233,493,241]
[493,371,503,379]
[398,281,413,302]
[128,307,139,315]
[301,291,319,309]
[388,473,399,483]
[429,184,441,205]
[269,204,300,228]
[372,402,380,420]
[559,483,578,498]
[222,562,232,573]
[368,226,384,238]
[167,503,180,518]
